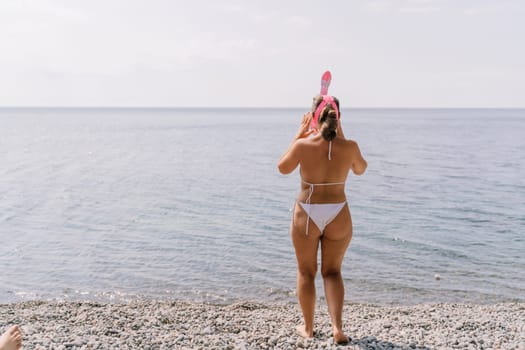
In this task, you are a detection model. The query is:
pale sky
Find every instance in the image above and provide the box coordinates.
[0,0,524,108]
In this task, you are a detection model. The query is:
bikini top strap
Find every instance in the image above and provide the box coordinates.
[301,180,346,186]
[300,179,345,237]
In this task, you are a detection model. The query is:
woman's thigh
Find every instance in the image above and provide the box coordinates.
[291,203,322,273]
[321,205,352,273]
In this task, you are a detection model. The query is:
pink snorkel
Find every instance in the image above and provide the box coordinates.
[320,70,331,95]
[311,70,340,129]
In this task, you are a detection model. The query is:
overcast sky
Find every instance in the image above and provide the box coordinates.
[0,0,523,107]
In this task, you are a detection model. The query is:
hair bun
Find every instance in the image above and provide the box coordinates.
[320,108,338,141]
[312,95,340,141]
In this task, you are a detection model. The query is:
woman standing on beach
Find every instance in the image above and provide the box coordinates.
[278,95,367,344]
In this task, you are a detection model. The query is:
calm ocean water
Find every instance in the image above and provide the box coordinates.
[0,108,524,305]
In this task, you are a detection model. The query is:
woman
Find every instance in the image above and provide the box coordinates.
[278,95,367,344]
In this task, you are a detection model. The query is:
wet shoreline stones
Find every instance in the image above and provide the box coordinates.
[1,301,523,349]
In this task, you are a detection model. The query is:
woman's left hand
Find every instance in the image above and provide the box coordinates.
[295,112,315,140]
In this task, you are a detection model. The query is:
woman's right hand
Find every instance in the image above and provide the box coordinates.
[295,112,315,140]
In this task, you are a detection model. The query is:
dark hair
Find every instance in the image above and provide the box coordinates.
[312,95,340,141]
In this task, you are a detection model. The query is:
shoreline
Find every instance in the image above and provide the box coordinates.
[1,301,523,349]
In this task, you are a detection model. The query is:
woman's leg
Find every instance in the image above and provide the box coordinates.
[321,205,352,344]
[291,203,322,338]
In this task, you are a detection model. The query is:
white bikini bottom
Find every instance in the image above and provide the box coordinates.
[298,201,346,234]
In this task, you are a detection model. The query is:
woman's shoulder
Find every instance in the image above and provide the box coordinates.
[293,137,311,148]
[337,137,359,147]
[291,137,315,156]
[337,138,363,156]
[295,135,322,147]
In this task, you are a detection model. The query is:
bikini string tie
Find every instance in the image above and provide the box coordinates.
[305,183,314,235]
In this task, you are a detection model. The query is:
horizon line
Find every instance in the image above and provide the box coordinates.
[1,106,524,110]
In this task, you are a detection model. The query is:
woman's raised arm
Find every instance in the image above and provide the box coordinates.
[350,140,367,175]
[278,113,314,174]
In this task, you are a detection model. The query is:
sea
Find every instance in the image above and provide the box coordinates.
[0,107,524,305]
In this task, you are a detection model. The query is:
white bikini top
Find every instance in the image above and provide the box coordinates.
[301,180,346,205]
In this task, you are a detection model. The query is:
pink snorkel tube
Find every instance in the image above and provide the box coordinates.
[311,70,340,129]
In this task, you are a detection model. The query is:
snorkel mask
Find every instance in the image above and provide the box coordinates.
[311,95,340,129]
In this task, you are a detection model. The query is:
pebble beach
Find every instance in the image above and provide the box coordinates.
[1,301,524,349]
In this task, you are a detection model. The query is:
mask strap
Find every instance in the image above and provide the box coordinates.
[312,95,340,129]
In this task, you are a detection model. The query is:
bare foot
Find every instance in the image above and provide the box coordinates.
[0,325,22,350]
[333,328,349,344]
[295,325,314,339]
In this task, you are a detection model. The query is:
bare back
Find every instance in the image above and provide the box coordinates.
[293,134,363,203]
[277,112,367,202]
